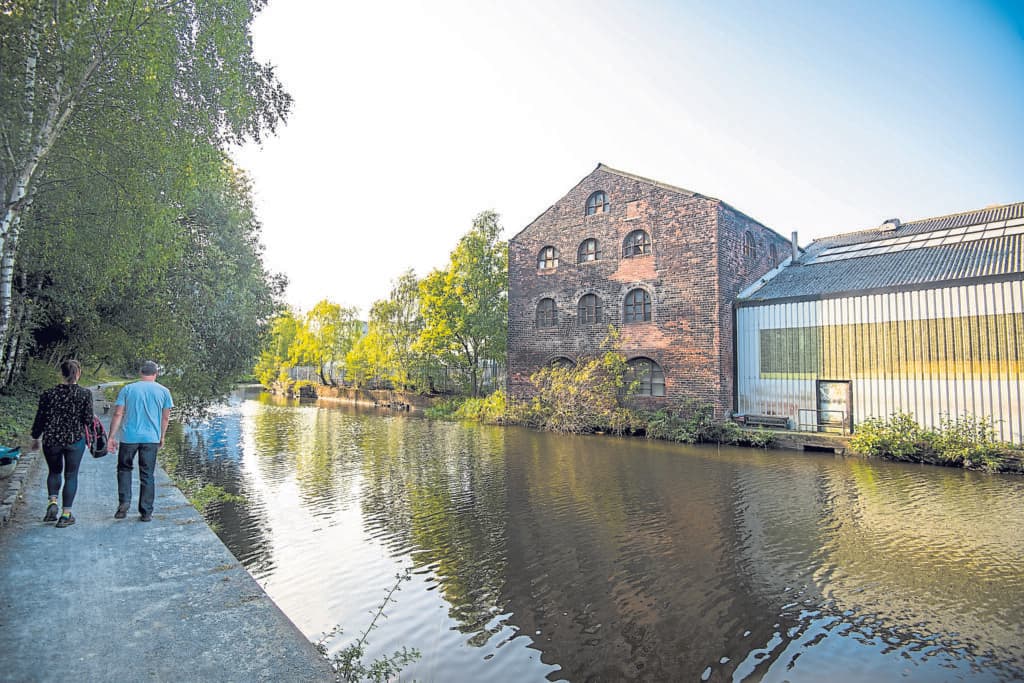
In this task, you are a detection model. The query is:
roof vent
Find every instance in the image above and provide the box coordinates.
[879,218,900,232]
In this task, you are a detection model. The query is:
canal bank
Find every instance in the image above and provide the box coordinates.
[0,438,332,682]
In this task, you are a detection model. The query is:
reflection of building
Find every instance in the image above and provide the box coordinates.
[508,164,790,415]
[737,203,1024,442]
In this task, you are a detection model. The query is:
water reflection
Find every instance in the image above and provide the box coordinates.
[169,389,1024,682]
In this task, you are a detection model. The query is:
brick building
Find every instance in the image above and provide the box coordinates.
[508,164,791,416]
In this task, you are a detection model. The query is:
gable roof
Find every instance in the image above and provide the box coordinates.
[739,202,1024,304]
[512,163,785,242]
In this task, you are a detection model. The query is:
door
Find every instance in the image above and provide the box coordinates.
[817,380,852,434]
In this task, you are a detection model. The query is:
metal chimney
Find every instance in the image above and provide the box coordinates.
[791,231,799,262]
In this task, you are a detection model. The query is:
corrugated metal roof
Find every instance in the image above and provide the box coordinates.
[741,202,1024,302]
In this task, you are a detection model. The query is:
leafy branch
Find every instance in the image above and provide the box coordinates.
[315,568,421,683]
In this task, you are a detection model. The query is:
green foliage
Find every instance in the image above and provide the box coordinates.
[316,569,421,683]
[850,412,1023,472]
[417,211,507,396]
[0,388,36,446]
[158,439,245,514]
[180,481,245,514]
[292,301,362,385]
[347,270,429,391]
[642,399,777,447]
[256,302,362,390]
[523,339,636,435]
[255,311,301,388]
[1,0,291,393]
[931,415,998,466]
[450,390,508,424]
[1,360,75,444]
[850,413,936,462]
[422,398,459,419]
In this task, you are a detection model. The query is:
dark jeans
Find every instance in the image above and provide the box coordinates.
[43,438,86,508]
[117,443,159,516]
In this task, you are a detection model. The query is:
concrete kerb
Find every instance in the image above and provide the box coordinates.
[0,449,40,528]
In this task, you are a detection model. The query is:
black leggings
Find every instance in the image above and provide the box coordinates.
[43,438,86,508]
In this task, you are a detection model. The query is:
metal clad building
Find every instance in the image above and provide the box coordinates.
[736,203,1024,443]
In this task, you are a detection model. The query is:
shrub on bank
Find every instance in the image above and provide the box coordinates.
[0,390,37,446]
[1,360,69,445]
[521,348,636,435]
[850,412,1024,472]
[642,400,776,447]
[454,390,508,423]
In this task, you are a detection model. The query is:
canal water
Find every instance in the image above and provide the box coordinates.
[169,388,1024,682]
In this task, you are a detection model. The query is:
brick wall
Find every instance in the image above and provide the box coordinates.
[508,165,788,416]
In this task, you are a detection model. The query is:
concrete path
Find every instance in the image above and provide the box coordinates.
[0,436,333,682]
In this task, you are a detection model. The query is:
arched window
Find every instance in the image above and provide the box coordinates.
[743,231,756,259]
[550,356,575,369]
[769,243,778,264]
[536,298,557,327]
[577,238,600,263]
[538,245,559,270]
[586,191,609,216]
[628,357,666,397]
[577,293,601,324]
[624,288,651,322]
[623,230,651,257]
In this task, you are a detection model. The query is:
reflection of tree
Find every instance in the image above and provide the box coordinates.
[170,413,276,575]
[248,394,363,514]
[358,419,510,641]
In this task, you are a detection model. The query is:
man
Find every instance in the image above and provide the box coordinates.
[107,360,173,522]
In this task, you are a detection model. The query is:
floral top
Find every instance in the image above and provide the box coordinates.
[31,384,94,449]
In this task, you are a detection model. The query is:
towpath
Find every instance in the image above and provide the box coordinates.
[0,403,332,682]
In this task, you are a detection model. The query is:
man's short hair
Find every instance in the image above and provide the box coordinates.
[140,360,159,376]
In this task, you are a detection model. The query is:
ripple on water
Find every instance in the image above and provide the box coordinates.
[179,397,1024,683]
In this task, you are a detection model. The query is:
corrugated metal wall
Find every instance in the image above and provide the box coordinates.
[737,279,1024,443]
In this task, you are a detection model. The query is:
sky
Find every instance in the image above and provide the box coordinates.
[232,0,1024,315]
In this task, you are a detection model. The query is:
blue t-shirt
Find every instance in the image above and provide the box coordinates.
[115,380,174,443]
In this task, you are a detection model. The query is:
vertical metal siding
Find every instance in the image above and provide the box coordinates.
[737,279,1024,443]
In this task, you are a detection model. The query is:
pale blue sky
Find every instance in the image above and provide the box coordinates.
[233,0,1024,313]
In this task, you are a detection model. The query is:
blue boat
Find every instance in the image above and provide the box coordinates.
[0,445,21,479]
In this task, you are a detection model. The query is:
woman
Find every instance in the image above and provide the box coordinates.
[30,359,94,528]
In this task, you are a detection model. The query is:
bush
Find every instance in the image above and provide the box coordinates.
[453,390,508,424]
[850,412,1023,472]
[850,413,934,462]
[0,390,36,446]
[641,400,776,447]
[524,347,636,435]
[423,398,460,419]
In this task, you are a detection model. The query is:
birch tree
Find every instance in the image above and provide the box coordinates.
[0,0,289,385]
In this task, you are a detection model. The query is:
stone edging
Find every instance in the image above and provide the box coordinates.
[0,449,39,527]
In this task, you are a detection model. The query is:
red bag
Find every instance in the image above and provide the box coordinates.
[85,416,108,458]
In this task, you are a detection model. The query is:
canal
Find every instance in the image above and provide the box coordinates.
[169,388,1024,682]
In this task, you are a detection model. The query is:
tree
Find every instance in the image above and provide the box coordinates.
[347,270,425,390]
[17,138,285,411]
[0,0,290,387]
[292,300,362,385]
[255,310,301,388]
[417,211,507,396]
[345,327,388,388]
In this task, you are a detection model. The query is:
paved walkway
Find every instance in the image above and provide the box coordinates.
[0,423,333,682]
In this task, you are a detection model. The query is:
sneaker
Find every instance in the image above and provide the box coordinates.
[139,513,152,522]
[55,513,75,528]
[114,503,129,519]
[43,502,59,522]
